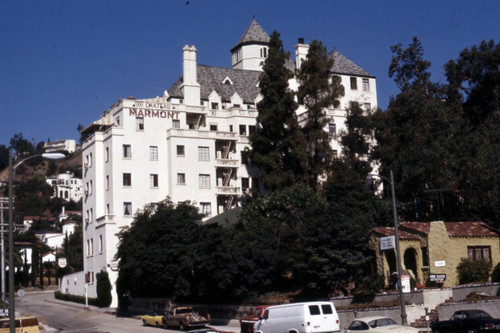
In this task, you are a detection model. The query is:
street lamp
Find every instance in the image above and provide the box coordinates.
[8,149,65,333]
[370,170,408,326]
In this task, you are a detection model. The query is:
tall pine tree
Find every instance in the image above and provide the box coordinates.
[297,41,344,191]
[250,31,308,192]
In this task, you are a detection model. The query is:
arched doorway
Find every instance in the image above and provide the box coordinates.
[404,247,419,282]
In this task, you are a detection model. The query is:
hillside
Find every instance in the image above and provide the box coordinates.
[0,151,82,184]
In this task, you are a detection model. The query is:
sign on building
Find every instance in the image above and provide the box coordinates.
[380,236,395,250]
[401,274,411,293]
[429,274,446,283]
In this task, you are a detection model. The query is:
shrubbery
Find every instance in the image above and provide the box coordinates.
[456,258,491,285]
[54,291,98,307]
[96,271,112,307]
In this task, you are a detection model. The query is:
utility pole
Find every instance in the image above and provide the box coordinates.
[0,197,7,303]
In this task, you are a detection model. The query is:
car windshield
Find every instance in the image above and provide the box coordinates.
[368,318,397,327]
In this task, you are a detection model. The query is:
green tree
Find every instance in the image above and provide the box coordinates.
[445,40,500,225]
[294,160,387,297]
[456,258,491,285]
[96,270,112,307]
[372,37,462,221]
[250,31,308,192]
[116,199,203,298]
[297,40,344,191]
[14,175,53,217]
[0,145,8,171]
[62,223,83,272]
[10,133,35,159]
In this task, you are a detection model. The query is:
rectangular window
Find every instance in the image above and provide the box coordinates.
[229,125,233,132]
[177,173,186,184]
[150,146,158,160]
[239,124,247,135]
[249,125,256,135]
[468,246,491,264]
[106,204,110,214]
[172,119,180,129]
[150,174,158,188]
[123,173,131,186]
[364,102,371,111]
[177,145,185,156]
[136,117,144,131]
[199,174,211,188]
[211,102,219,110]
[328,123,336,136]
[198,146,210,161]
[242,177,249,191]
[350,77,357,90]
[200,202,211,216]
[362,78,370,91]
[99,235,103,253]
[90,238,94,255]
[87,240,90,256]
[124,202,132,216]
[123,144,131,158]
[106,175,109,190]
[105,147,109,162]
[241,151,249,165]
[210,124,218,131]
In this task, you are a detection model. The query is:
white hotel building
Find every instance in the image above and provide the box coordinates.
[63,20,377,306]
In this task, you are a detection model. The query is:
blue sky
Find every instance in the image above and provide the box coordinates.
[1,0,499,147]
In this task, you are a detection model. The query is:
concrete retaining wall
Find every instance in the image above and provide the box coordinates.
[437,299,500,321]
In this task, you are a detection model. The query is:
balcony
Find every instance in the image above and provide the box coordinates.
[216,186,241,195]
[167,129,238,140]
[96,214,115,227]
[215,159,239,167]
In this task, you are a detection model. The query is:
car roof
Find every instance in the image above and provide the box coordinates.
[352,316,394,322]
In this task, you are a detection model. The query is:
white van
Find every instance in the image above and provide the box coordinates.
[253,302,340,333]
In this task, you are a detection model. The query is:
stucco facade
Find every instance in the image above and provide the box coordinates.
[370,221,500,288]
[73,19,378,307]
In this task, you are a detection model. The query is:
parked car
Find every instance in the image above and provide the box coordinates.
[140,312,166,327]
[0,316,40,333]
[162,306,210,330]
[431,309,500,333]
[254,301,340,333]
[240,305,269,333]
[344,316,418,332]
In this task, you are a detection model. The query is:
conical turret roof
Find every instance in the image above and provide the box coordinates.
[231,19,270,52]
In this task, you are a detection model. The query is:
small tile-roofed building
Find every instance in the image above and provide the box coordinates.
[369,221,500,288]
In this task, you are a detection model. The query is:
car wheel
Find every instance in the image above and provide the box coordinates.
[156,322,160,327]
[142,320,147,326]
[179,322,186,331]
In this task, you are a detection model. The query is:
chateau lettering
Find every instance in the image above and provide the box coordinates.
[129,108,179,119]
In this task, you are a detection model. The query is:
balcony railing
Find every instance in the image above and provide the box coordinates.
[216,186,241,195]
[96,214,115,227]
[167,129,238,140]
[215,159,239,167]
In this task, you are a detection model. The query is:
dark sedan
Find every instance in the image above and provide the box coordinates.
[431,309,500,333]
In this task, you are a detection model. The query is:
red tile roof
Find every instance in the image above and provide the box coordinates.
[370,226,420,240]
[444,221,500,238]
[400,222,430,235]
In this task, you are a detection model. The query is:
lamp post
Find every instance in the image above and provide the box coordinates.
[8,149,65,333]
[370,170,408,326]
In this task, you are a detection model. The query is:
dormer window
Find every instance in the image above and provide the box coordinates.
[222,77,233,85]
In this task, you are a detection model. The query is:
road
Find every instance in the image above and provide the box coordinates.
[15,292,178,333]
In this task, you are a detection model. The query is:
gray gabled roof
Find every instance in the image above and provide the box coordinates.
[328,50,374,78]
[231,19,270,52]
[168,65,262,103]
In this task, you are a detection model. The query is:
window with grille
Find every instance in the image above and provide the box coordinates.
[362,78,370,91]
[199,174,210,188]
[468,246,491,263]
[200,202,211,215]
[150,146,158,160]
[177,145,185,156]
[198,146,210,160]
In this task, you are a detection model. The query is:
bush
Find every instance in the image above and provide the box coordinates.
[456,258,491,285]
[96,270,112,307]
[491,263,500,283]
[54,291,98,306]
[353,274,385,297]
